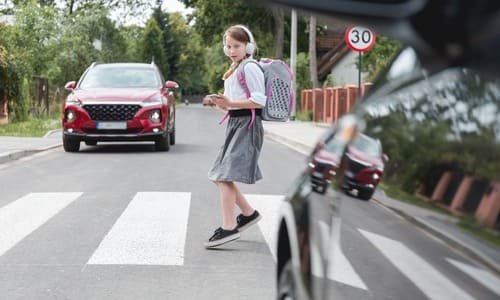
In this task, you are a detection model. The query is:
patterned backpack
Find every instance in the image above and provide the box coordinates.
[219,58,294,127]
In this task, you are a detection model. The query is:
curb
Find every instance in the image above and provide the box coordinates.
[0,143,61,165]
[372,197,500,275]
[264,129,312,156]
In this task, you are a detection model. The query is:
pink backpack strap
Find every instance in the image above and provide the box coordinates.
[237,65,256,128]
[219,60,257,128]
[219,112,230,124]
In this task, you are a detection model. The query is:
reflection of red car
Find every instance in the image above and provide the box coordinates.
[62,63,179,152]
[342,134,388,200]
[308,136,344,194]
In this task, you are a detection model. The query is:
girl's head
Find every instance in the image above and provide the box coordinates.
[223,25,257,63]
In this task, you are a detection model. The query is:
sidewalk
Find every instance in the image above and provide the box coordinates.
[0,120,499,274]
[0,129,62,164]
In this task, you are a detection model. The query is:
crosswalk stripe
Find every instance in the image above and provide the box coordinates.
[359,229,474,300]
[447,258,500,296]
[318,219,367,290]
[244,194,284,260]
[0,192,82,257]
[87,192,191,265]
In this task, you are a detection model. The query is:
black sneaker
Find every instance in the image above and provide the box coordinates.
[204,227,241,248]
[236,210,262,232]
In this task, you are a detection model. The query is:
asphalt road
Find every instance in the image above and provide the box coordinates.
[0,104,498,299]
[0,105,305,300]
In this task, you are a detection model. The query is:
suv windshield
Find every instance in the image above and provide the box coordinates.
[351,135,381,157]
[79,67,160,88]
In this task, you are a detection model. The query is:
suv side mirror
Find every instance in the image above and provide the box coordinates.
[65,81,76,90]
[165,81,179,89]
[382,154,389,163]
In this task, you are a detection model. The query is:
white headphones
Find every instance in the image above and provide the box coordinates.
[223,25,255,56]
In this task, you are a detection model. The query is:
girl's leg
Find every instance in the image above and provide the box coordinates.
[215,181,237,230]
[234,184,255,216]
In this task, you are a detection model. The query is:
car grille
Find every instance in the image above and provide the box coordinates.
[83,104,142,121]
[347,156,368,173]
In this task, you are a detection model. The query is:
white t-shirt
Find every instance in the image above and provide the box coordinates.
[224,59,266,109]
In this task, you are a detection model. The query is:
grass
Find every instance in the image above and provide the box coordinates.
[458,217,500,249]
[379,182,451,214]
[295,110,312,121]
[0,117,61,137]
[379,182,500,249]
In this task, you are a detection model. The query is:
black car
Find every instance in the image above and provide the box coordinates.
[270,0,500,299]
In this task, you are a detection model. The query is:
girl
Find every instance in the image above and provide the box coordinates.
[205,25,265,248]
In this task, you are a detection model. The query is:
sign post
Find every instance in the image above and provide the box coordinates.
[344,26,376,98]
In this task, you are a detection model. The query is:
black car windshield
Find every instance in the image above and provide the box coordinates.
[79,68,160,88]
[351,135,381,157]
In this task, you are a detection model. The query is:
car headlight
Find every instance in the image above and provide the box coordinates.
[65,96,82,107]
[65,109,77,122]
[149,109,161,123]
[372,173,380,180]
[143,98,162,106]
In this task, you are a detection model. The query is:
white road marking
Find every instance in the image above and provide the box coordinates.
[87,192,191,265]
[0,192,82,257]
[244,194,284,260]
[317,220,367,290]
[447,258,500,296]
[246,194,367,290]
[359,229,474,300]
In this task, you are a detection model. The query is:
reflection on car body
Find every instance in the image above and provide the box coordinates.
[308,128,344,194]
[341,133,387,200]
[269,0,500,299]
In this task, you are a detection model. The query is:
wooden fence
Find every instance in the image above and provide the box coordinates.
[299,82,373,122]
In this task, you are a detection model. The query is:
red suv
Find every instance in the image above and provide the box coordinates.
[62,62,178,152]
[342,133,388,200]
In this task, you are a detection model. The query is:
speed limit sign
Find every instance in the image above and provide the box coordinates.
[345,26,376,52]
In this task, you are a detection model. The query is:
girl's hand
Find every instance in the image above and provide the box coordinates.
[210,94,230,110]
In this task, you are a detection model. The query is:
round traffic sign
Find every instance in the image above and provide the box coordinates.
[345,26,376,52]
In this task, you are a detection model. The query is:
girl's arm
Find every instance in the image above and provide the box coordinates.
[211,62,266,110]
[211,96,263,110]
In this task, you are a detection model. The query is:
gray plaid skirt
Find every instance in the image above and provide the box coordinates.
[208,115,264,184]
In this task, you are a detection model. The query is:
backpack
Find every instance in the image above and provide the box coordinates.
[238,58,294,122]
[219,58,294,127]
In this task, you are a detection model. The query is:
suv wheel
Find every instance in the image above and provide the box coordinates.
[63,136,80,152]
[169,112,176,145]
[277,260,297,300]
[359,188,374,201]
[155,131,170,152]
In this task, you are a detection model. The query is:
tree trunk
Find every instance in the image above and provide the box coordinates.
[309,15,319,89]
[272,7,284,59]
[68,0,75,14]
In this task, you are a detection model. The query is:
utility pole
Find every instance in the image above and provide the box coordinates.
[290,9,297,120]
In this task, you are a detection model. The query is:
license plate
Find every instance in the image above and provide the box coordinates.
[96,122,127,130]
[313,171,323,178]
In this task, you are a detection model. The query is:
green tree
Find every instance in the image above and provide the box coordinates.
[139,18,168,76]
[361,35,401,81]
[48,7,129,87]
[167,12,206,94]
[1,1,59,120]
[120,25,144,62]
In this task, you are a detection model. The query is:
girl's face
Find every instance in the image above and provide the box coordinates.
[224,35,247,63]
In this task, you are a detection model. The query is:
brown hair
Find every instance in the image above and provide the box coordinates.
[222,25,257,80]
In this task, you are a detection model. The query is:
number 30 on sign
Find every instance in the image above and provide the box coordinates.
[345,26,376,52]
